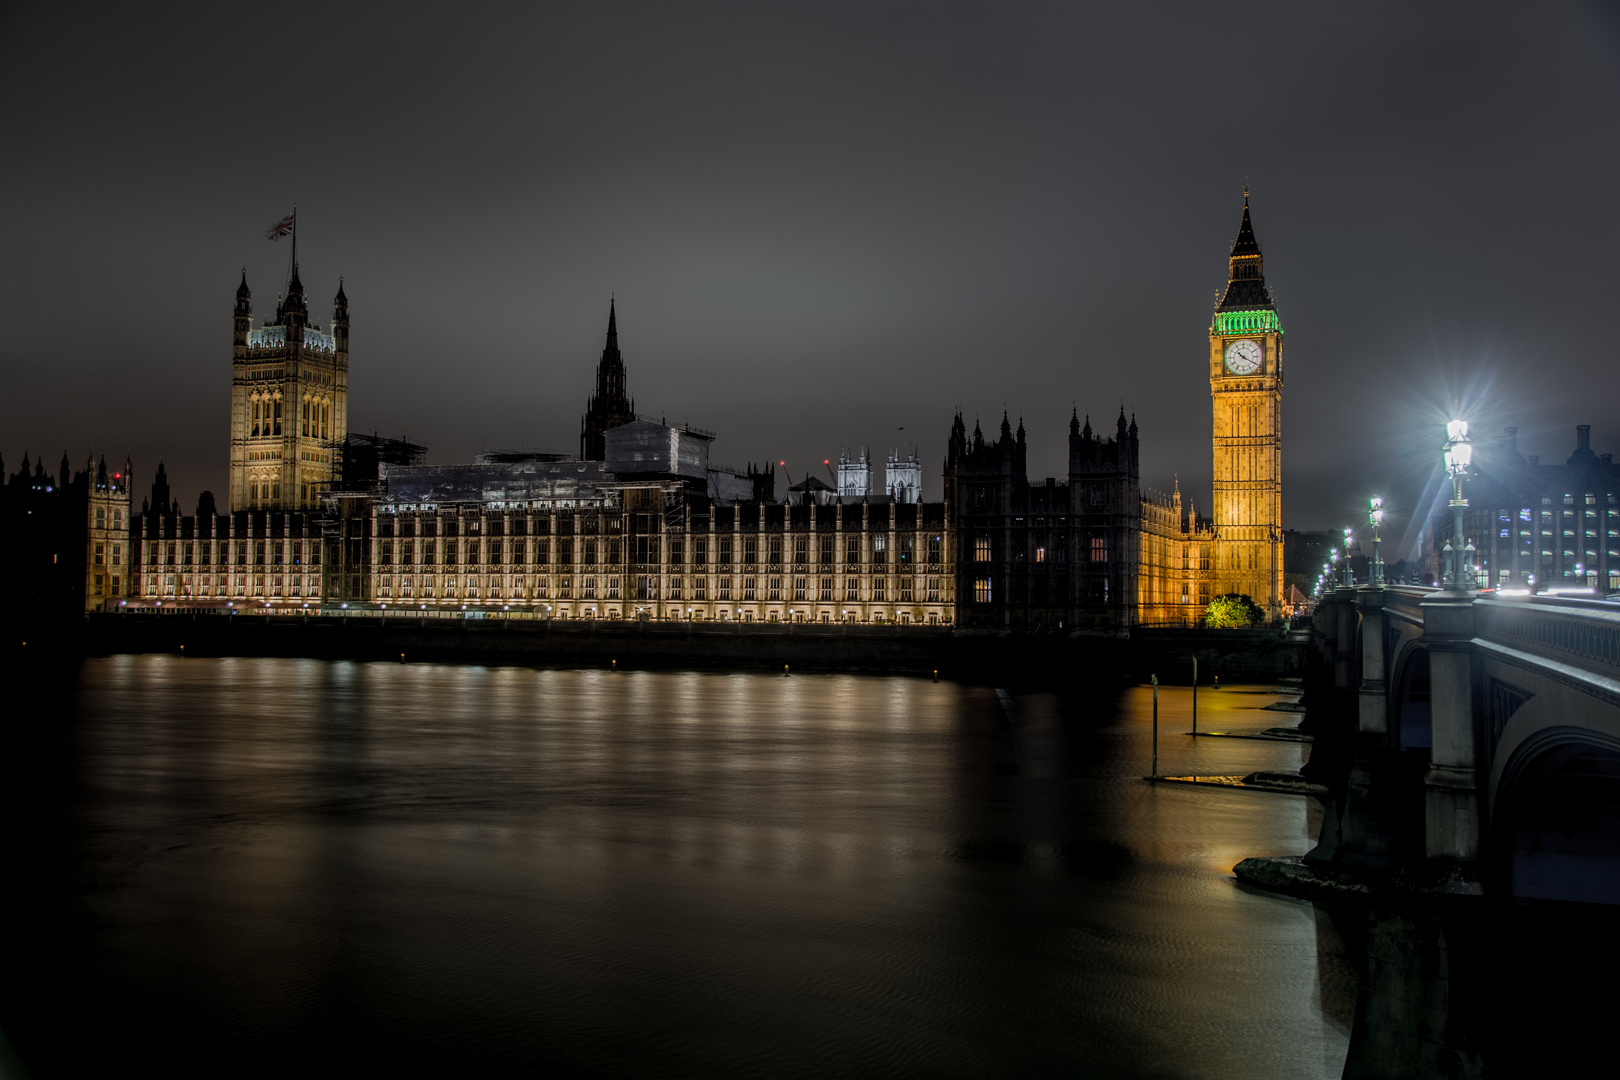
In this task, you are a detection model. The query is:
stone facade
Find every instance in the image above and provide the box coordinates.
[1207,191,1285,619]
[229,267,348,512]
[84,455,133,611]
[945,410,1140,631]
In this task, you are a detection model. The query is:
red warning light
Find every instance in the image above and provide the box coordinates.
[114,473,121,479]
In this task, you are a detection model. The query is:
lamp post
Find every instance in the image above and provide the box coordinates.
[1342,527,1355,587]
[1442,418,1473,591]
[1368,497,1385,586]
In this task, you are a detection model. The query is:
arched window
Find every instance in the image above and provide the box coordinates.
[273,396,283,436]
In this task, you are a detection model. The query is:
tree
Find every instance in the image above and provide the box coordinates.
[1204,593,1264,628]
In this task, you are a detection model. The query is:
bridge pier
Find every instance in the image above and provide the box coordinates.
[1419,593,1481,886]
[1336,585,1402,872]
[1259,584,1620,907]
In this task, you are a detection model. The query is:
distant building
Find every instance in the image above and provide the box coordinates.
[945,410,1143,631]
[946,190,1287,629]
[126,297,953,625]
[886,447,921,503]
[1426,424,1619,591]
[0,450,127,622]
[85,454,133,612]
[229,267,348,512]
[837,448,871,498]
[358,420,952,624]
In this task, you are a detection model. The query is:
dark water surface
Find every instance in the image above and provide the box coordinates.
[5,657,1352,1078]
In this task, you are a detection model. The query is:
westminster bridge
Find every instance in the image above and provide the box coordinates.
[1302,582,1620,904]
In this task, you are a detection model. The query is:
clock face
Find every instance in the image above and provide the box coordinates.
[1225,339,1263,375]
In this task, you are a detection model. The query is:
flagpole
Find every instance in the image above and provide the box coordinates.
[290,203,297,285]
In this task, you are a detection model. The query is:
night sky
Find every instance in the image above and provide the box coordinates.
[3,2,1617,554]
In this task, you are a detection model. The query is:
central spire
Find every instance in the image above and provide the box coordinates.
[1217,187,1273,312]
[580,297,635,460]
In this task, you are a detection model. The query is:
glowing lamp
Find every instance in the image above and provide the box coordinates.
[1446,419,1469,442]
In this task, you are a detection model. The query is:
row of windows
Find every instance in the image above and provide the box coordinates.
[968,575,1123,606]
[248,396,331,439]
[972,535,1110,562]
[371,536,944,567]
[372,575,946,604]
[144,541,321,567]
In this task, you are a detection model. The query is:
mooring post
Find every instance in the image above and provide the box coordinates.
[1191,656,1198,736]
[1151,674,1159,779]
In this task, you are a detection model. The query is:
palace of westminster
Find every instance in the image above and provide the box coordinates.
[18,196,1322,629]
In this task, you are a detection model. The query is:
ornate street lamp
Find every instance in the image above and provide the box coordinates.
[1442,418,1473,590]
[1368,497,1385,586]
[1342,527,1355,587]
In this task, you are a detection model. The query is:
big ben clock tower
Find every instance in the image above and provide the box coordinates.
[1208,188,1284,619]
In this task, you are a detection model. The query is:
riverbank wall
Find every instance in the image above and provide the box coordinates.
[14,612,1312,685]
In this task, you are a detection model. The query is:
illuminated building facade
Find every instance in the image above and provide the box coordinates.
[85,454,133,611]
[229,267,348,512]
[361,420,953,624]
[1426,424,1620,592]
[1206,191,1285,619]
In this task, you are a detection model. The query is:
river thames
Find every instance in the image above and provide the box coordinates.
[6,656,1352,1078]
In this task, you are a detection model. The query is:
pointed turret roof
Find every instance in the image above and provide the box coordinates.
[236,269,251,297]
[1231,189,1260,257]
[1216,186,1275,312]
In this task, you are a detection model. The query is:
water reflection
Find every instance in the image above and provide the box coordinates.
[7,658,1352,1078]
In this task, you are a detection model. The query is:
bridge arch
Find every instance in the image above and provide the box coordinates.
[1390,642,1430,750]
[1491,724,1620,905]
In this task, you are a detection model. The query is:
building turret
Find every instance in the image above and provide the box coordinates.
[280,263,308,342]
[332,277,349,355]
[59,452,71,491]
[149,461,171,518]
[234,269,252,354]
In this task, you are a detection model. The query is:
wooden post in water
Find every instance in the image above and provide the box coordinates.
[1151,674,1159,779]
[1191,657,1198,736]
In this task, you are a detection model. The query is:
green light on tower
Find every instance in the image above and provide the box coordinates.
[1211,310,1282,336]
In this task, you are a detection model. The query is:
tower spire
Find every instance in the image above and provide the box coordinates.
[1217,186,1272,312]
[580,297,634,460]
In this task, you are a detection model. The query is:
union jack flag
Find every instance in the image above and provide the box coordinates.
[265,212,295,240]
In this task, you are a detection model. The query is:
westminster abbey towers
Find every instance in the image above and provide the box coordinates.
[1208,191,1284,618]
[229,267,349,511]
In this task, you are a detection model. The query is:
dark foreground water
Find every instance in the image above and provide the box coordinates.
[5,657,1354,1078]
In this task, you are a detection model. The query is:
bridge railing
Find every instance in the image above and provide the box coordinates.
[1473,595,1620,679]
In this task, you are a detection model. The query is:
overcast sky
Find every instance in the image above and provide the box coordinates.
[3,2,1617,553]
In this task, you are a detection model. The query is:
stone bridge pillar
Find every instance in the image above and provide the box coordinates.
[1357,587,1388,737]
[1334,585,1357,690]
[1420,593,1480,877]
